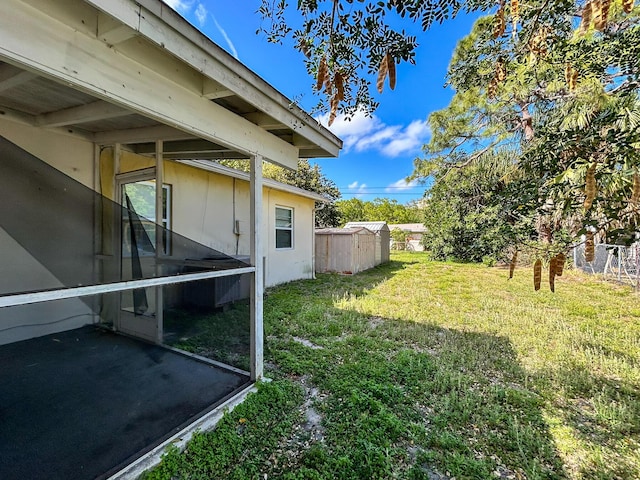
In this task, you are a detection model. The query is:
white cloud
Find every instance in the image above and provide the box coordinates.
[385,178,418,193]
[163,0,194,13]
[195,3,207,26]
[317,110,430,158]
[211,13,239,59]
[346,181,368,197]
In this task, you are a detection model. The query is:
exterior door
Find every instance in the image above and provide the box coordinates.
[116,173,161,343]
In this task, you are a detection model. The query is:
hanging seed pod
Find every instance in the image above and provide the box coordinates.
[623,0,634,14]
[298,38,312,59]
[533,259,542,291]
[511,0,519,26]
[387,53,396,90]
[565,64,578,91]
[631,170,640,206]
[592,0,604,30]
[496,58,506,82]
[493,1,506,38]
[585,232,595,262]
[334,71,345,102]
[584,162,597,210]
[328,94,339,126]
[600,0,612,28]
[580,2,593,33]
[549,256,557,293]
[509,251,518,279]
[488,77,498,99]
[316,56,327,92]
[571,69,579,91]
[555,253,566,277]
[376,54,389,94]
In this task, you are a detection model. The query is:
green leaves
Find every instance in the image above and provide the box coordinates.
[410,0,640,249]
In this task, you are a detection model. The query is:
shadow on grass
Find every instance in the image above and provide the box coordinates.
[258,259,568,479]
[263,313,567,479]
[148,256,638,479]
[541,362,640,479]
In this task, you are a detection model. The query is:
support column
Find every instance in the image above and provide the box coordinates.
[250,154,264,380]
[92,143,102,323]
[155,140,164,344]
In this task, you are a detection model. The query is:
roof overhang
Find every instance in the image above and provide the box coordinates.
[179,160,330,203]
[0,0,342,170]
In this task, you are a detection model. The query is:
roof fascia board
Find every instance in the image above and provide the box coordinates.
[179,160,329,203]
[0,0,299,169]
[85,0,342,157]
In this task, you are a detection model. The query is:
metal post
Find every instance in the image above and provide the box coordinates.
[92,143,102,323]
[250,154,264,381]
[155,140,164,344]
[618,246,622,283]
[636,244,639,292]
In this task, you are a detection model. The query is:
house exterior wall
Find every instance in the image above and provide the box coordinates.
[263,188,316,286]
[107,150,317,287]
[0,117,94,187]
[0,119,98,344]
[0,119,318,345]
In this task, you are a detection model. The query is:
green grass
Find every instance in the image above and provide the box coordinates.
[146,252,640,479]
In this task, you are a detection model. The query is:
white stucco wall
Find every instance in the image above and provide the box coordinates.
[0,119,318,344]
[263,188,316,286]
[113,153,317,287]
[0,117,94,187]
[0,120,96,344]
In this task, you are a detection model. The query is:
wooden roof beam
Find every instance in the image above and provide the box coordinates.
[243,112,286,130]
[202,78,234,100]
[0,64,37,93]
[36,100,131,128]
[94,125,197,145]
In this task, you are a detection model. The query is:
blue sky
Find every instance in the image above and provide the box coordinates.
[164,1,481,203]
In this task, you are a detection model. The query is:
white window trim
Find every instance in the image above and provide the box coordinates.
[275,206,294,250]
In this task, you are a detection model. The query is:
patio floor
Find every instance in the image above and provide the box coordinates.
[0,325,250,480]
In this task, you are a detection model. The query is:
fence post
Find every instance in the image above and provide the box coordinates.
[636,244,640,292]
[618,246,622,283]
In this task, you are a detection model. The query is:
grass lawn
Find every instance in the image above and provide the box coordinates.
[144,252,640,480]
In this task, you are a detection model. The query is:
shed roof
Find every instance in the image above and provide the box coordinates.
[343,221,389,233]
[388,223,427,233]
[316,227,373,235]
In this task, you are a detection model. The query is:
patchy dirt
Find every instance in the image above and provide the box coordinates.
[265,375,327,475]
[405,445,451,480]
[292,336,324,350]
[301,383,325,442]
[368,316,384,329]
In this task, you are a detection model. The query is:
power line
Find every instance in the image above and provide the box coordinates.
[340,191,423,195]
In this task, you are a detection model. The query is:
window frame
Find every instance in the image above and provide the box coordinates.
[275,205,294,250]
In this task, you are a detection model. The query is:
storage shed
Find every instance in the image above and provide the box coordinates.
[344,221,390,265]
[388,223,427,251]
[315,227,376,274]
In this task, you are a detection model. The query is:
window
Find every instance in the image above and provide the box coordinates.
[275,206,293,249]
[121,180,172,256]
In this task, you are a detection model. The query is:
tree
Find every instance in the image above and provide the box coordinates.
[420,150,536,262]
[336,197,422,224]
[217,159,342,227]
[334,197,367,223]
[260,0,639,247]
[411,2,640,258]
[258,0,494,120]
